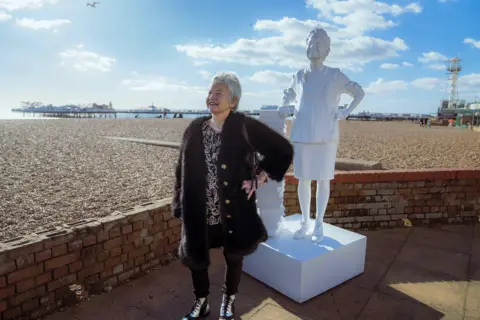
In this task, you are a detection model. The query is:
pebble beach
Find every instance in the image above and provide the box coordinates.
[1,118,479,241]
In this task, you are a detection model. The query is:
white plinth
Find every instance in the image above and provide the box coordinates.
[243,214,367,303]
[256,108,288,237]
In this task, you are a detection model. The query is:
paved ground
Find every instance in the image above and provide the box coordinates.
[45,224,480,320]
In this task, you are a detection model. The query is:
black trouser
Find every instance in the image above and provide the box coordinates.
[190,224,243,297]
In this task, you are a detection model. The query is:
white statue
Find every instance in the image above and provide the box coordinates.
[280,28,365,242]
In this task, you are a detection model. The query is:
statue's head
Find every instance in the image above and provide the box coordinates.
[306,28,330,62]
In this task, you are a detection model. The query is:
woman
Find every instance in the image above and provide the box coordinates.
[173,72,293,320]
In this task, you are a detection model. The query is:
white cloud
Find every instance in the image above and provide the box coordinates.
[364,76,446,94]
[198,70,211,80]
[0,10,12,20]
[0,0,60,11]
[418,51,448,64]
[439,0,456,3]
[176,0,419,72]
[427,63,445,71]
[459,73,480,95]
[365,78,408,94]
[306,0,421,35]
[411,77,441,90]
[193,61,211,66]
[122,74,205,94]
[380,61,413,69]
[59,45,116,72]
[464,38,480,50]
[249,70,292,86]
[16,18,70,31]
[418,51,448,71]
[380,63,399,69]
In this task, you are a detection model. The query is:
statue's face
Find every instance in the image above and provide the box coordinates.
[306,29,330,61]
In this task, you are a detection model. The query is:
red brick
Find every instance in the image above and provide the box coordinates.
[45,252,79,270]
[47,274,76,292]
[83,235,97,247]
[105,256,122,269]
[6,239,45,260]
[97,230,109,242]
[0,275,6,288]
[16,277,36,293]
[7,264,44,284]
[35,249,52,262]
[54,265,69,279]
[109,227,122,238]
[22,298,40,312]
[0,260,16,277]
[78,263,104,280]
[69,260,83,273]
[36,272,51,285]
[3,305,22,319]
[133,221,143,231]
[122,224,133,234]
[110,247,122,257]
[51,244,67,257]
[68,240,83,252]
[15,254,35,269]
[0,285,15,299]
[135,256,146,267]
[9,285,45,306]
[104,237,122,251]
[44,233,76,249]
[0,300,6,312]
[129,246,149,260]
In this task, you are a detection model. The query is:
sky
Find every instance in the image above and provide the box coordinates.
[0,0,479,119]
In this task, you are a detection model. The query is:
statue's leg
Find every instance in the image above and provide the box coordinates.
[312,180,330,243]
[293,179,312,239]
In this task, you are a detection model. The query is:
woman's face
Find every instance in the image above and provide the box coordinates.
[206,83,236,115]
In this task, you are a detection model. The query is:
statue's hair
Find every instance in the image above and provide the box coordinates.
[210,72,242,112]
[306,28,331,48]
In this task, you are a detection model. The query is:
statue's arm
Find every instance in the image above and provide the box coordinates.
[278,74,297,118]
[337,71,365,119]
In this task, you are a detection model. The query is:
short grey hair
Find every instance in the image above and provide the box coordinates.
[210,72,242,112]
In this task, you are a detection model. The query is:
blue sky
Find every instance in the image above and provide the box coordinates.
[1,0,479,119]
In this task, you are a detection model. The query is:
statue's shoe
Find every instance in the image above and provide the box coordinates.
[293,224,309,239]
[311,224,324,243]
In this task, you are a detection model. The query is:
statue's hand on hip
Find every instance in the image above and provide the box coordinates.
[278,106,291,119]
[336,109,349,120]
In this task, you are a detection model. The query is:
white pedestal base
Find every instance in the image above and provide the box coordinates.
[243,214,367,303]
[255,107,288,237]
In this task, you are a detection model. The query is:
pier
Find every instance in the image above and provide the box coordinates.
[11,108,260,119]
[11,107,434,122]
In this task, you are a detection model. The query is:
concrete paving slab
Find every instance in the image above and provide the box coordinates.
[43,225,479,320]
[408,226,473,255]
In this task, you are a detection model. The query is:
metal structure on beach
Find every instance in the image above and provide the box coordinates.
[437,57,480,126]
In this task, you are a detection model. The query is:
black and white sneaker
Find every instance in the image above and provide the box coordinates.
[219,294,235,320]
[183,297,210,319]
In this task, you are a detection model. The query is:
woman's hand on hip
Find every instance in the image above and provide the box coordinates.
[242,171,268,200]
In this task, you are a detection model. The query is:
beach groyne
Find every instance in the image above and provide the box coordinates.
[1,168,480,319]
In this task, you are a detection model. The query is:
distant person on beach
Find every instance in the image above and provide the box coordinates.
[172,72,293,320]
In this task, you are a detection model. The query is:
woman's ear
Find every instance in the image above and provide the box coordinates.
[231,97,239,109]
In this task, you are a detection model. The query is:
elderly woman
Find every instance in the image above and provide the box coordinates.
[173,72,293,320]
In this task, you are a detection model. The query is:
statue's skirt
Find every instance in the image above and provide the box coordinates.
[292,141,338,181]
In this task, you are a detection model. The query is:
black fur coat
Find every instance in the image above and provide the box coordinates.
[172,111,294,270]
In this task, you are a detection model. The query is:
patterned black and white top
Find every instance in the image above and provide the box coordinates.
[202,120,222,226]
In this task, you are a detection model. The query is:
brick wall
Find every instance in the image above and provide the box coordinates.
[0,198,181,320]
[284,169,480,229]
